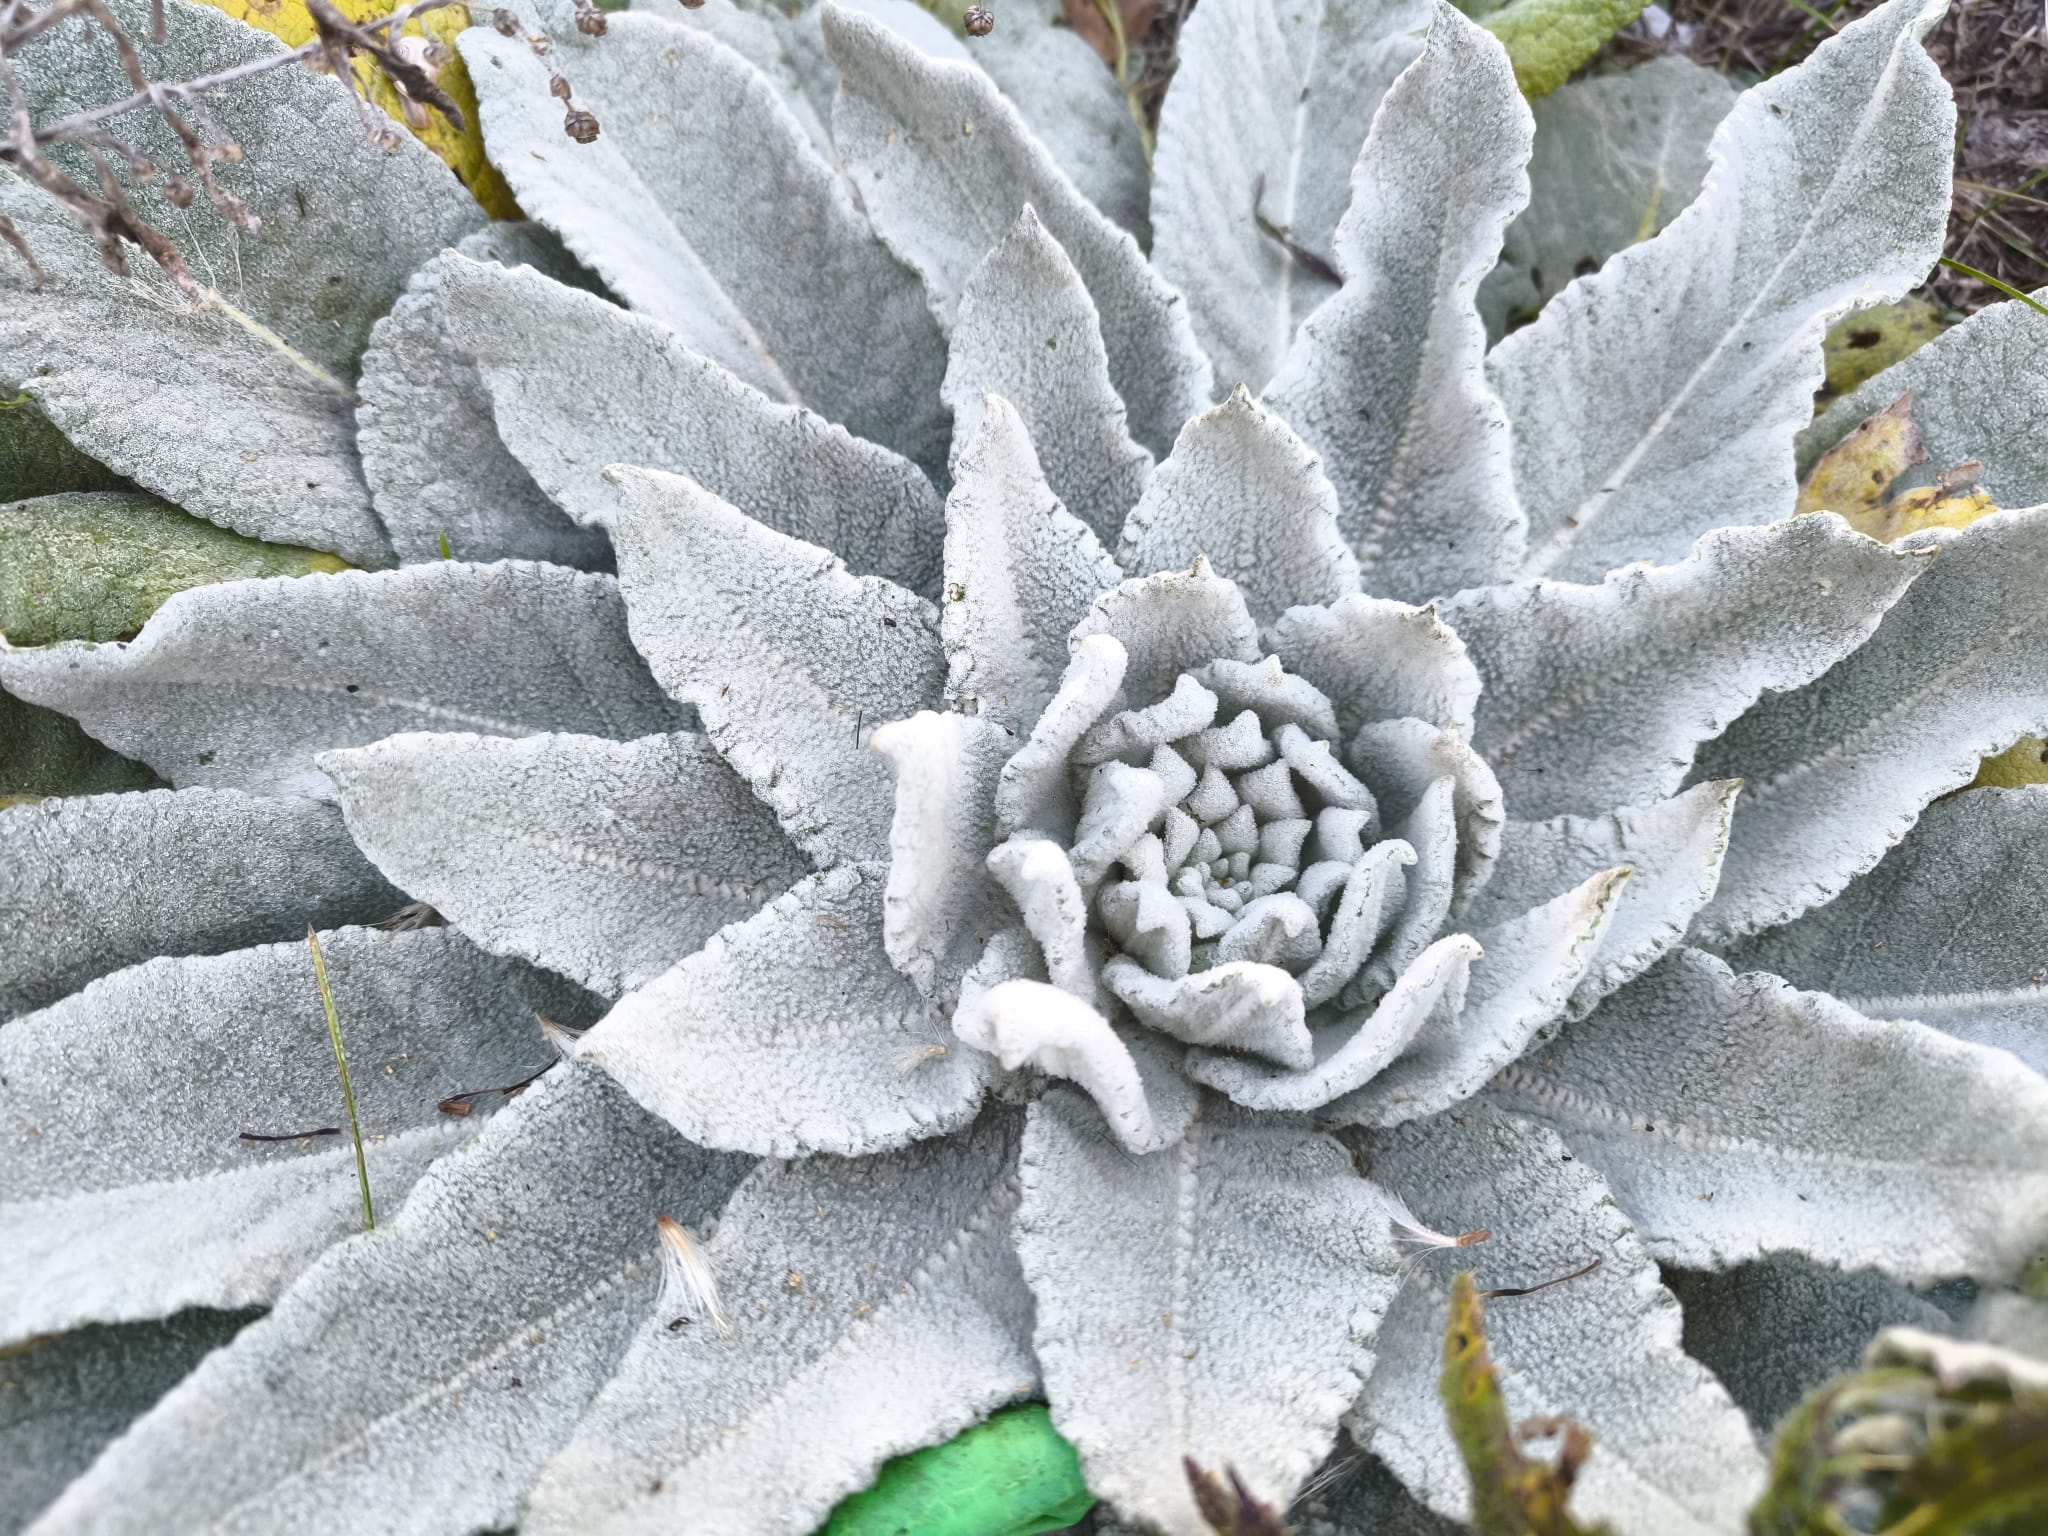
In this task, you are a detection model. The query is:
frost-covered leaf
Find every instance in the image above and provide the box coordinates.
[1072,558,1261,705]
[825,3,1212,457]
[0,1309,255,1536]
[1665,1256,1950,1434]
[1264,1,1530,602]
[1488,947,2048,1283]
[0,0,483,567]
[1444,514,1923,821]
[1479,56,1734,339]
[0,787,398,1020]
[651,0,837,156]
[1119,388,1360,625]
[872,712,1015,999]
[1351,1105,1765,1535]
[941,397,1124,726]
[523,1108,1037,1536]
[1266,595,1479,744]
[28,1067,749,1536]
[1724,786,2048,1075]
[576,864,991,1158]
[1800,288,2048,510]
[943,210,1153,546]
[1693,507,2048,942]
[600,467,944,867]
[953,0,1151,239]
[1326,866,1627,1128]
[2,927,591,1342]
[1151,0,1428,393]
[1490,0,1955,581]
[432,256,946,598]
[1014,1089,1402,1532]
[0,492,347,646]
[0,562,688,801]
[0,694,162,803]
[462,15,949,476]
[320,730,807,998]
[1463,780,1740,1018]
[355,242,612,569]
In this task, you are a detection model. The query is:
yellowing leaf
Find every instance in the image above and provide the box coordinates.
[1798,389,2002,544]
[0,491,350,647]
[197,0,519,218]
[1480,0,1648,101]
[1817,294,1947,407]
[1974,737,2048,790]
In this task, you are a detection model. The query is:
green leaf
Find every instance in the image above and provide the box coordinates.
[0,492,349,648]
[0,690,162,804]
[0,396,125,501]
[1818,296,1950,407]
[1481,0,1649,99]
[818,1404,1094,1536]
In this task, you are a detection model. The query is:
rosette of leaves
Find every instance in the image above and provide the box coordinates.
[4,1,2048,1534]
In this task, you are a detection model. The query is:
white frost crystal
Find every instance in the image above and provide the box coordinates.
[4,0,2045,1533]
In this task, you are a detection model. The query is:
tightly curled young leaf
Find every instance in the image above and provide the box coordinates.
[3,1,2047,1534]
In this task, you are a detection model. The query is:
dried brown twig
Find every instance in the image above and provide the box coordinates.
[0,0,466,296]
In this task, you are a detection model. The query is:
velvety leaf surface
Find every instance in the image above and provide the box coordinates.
[355,238,612,569]
[600,467,944,867]
[322,730,808,999]
[435,257,946,598]
[0,399,124,502]
[1119,388,1360,625]
[0,492,347,646]
[1723,786,2048,1074]
[27,1068,750,1536]
[576,864,991,1158]
[942,210,1154,546]
[1464,783,1734,1023]
[825,3,1212,457]
[0,0,482,567]
[1152,0,1429,393]
[1489,0,1955,581]
[1693,508,2048,942]
[1488,948,2048,1283]
[462,15,950,476]
[523,1109,1038,1536]
[1323,866,1629,1128]
[1265,0,1531,603]
[0,1309,256,1536]
[2,927,592,1342]
[1798,286,2048,508]
[1444,513,1922,821]
[1665,1256,1950,1433]
[0,787,399,1020]
[941,397,1124,727]
[1351,1106,1766,1535]
[1071,559,1261,706]
[1014,1090,1402,1532]
[0,562,687,801]
[1266,595,1480,744]
[1478,56,1734,339]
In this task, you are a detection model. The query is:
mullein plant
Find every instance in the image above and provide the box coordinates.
[2,0,2046,1532]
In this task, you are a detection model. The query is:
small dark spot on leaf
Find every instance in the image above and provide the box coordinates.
[1573,256,1598,278]
[1847,328,1884,349]
[345,684,360,694]
[197,751,215,765]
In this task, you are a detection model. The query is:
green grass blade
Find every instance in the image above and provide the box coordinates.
[306,926,374,1232]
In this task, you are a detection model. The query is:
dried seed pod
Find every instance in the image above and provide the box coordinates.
[549,73,573,102]
[563,106,600,144]
[964,5,994,35]
[572,0,607,36]
[527,32,552,56]
[491,7,519,33]
[678,0,705,8]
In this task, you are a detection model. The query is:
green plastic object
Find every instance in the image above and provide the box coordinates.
[818,1404,1095,1536]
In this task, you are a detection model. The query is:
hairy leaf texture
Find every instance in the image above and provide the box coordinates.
[1490,0,1955,581]
[0,0,482,566]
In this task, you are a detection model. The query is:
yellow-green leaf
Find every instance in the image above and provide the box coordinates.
[196,0,519,218]
[0,491,350,648]
[1480,0,1647,100]
[1797,389,2003,544]
[818,1404,1094,1536]
[1974,737,2048,790]
[1818,295,1948,408]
